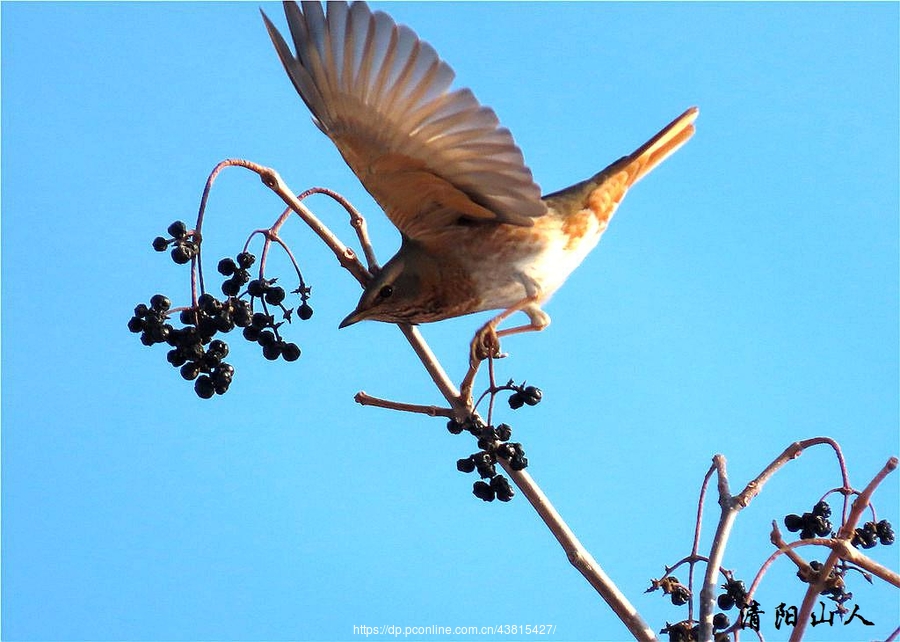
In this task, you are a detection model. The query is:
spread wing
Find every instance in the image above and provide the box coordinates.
[261,1,546,241]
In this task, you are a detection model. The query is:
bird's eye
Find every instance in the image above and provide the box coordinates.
[378,285,394,299]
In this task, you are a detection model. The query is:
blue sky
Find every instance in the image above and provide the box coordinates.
[2,2,898,641]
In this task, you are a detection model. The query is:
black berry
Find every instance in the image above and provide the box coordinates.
[523,386,542,405]
[166,349,187,367]
[237,252,255,269]
[167,220,188,239]
[510,455,528,471]
[150,294,171,311]
[171,244,193,264]
[217,257,237,276]
[194,375,215,399]
[282,342,301,361]
[491,475,514,502]
[196,293,217,314]
[262,342,282,360]
[208,339,228,358]
[784,514,804,532]
[265,286,286,305]
[473,480,495,502]
[221,277,241,297]
[813,500,831,518]
[180,362,200,381]
[876,520,894,545]
[232,300,252,327]
[247,279,267,297]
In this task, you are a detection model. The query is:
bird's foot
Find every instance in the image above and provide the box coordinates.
[469,322,504,367]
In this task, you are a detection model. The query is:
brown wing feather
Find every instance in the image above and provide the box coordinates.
[261,1,546,241]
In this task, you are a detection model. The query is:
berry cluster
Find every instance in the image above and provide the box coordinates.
[153,220,199,264]
[507,383,543,410]
[784,500,894,548]
[217,252,255,297]
[129,294,175,345]
[784,500,833,539]
[241,310,302,361]
[129,294,239,398]
[449,416,527,502]
[851,519,894,548]
[133,220,313,397]
[716,578,748,611]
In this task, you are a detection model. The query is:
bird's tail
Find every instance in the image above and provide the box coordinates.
[617,106,699,188]
[543,107,698,224]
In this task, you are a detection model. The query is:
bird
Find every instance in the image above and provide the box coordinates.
[261,1,697,361]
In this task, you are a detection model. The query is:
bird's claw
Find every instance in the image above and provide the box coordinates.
[470,324,503,367]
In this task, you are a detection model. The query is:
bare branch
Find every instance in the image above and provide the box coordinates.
[698,455,738,641]
[354,391,454,418]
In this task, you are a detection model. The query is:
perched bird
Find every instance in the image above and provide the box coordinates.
[262,1,697,357]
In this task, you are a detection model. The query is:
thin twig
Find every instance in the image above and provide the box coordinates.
[689,463,716,623]
[354,391,454,418]
[298,186,380,273]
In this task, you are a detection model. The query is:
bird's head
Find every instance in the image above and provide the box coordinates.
[339,240,437,327]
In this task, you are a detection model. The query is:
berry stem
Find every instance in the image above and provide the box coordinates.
[247,222,309,296]
[485,357,498,427]
[194,231,205,304]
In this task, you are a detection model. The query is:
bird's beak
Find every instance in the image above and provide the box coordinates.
[339,306,367,329]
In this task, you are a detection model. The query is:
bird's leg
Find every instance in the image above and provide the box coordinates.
[468,295,550,367]
[459,296,549,406]
[459,276,548,406]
